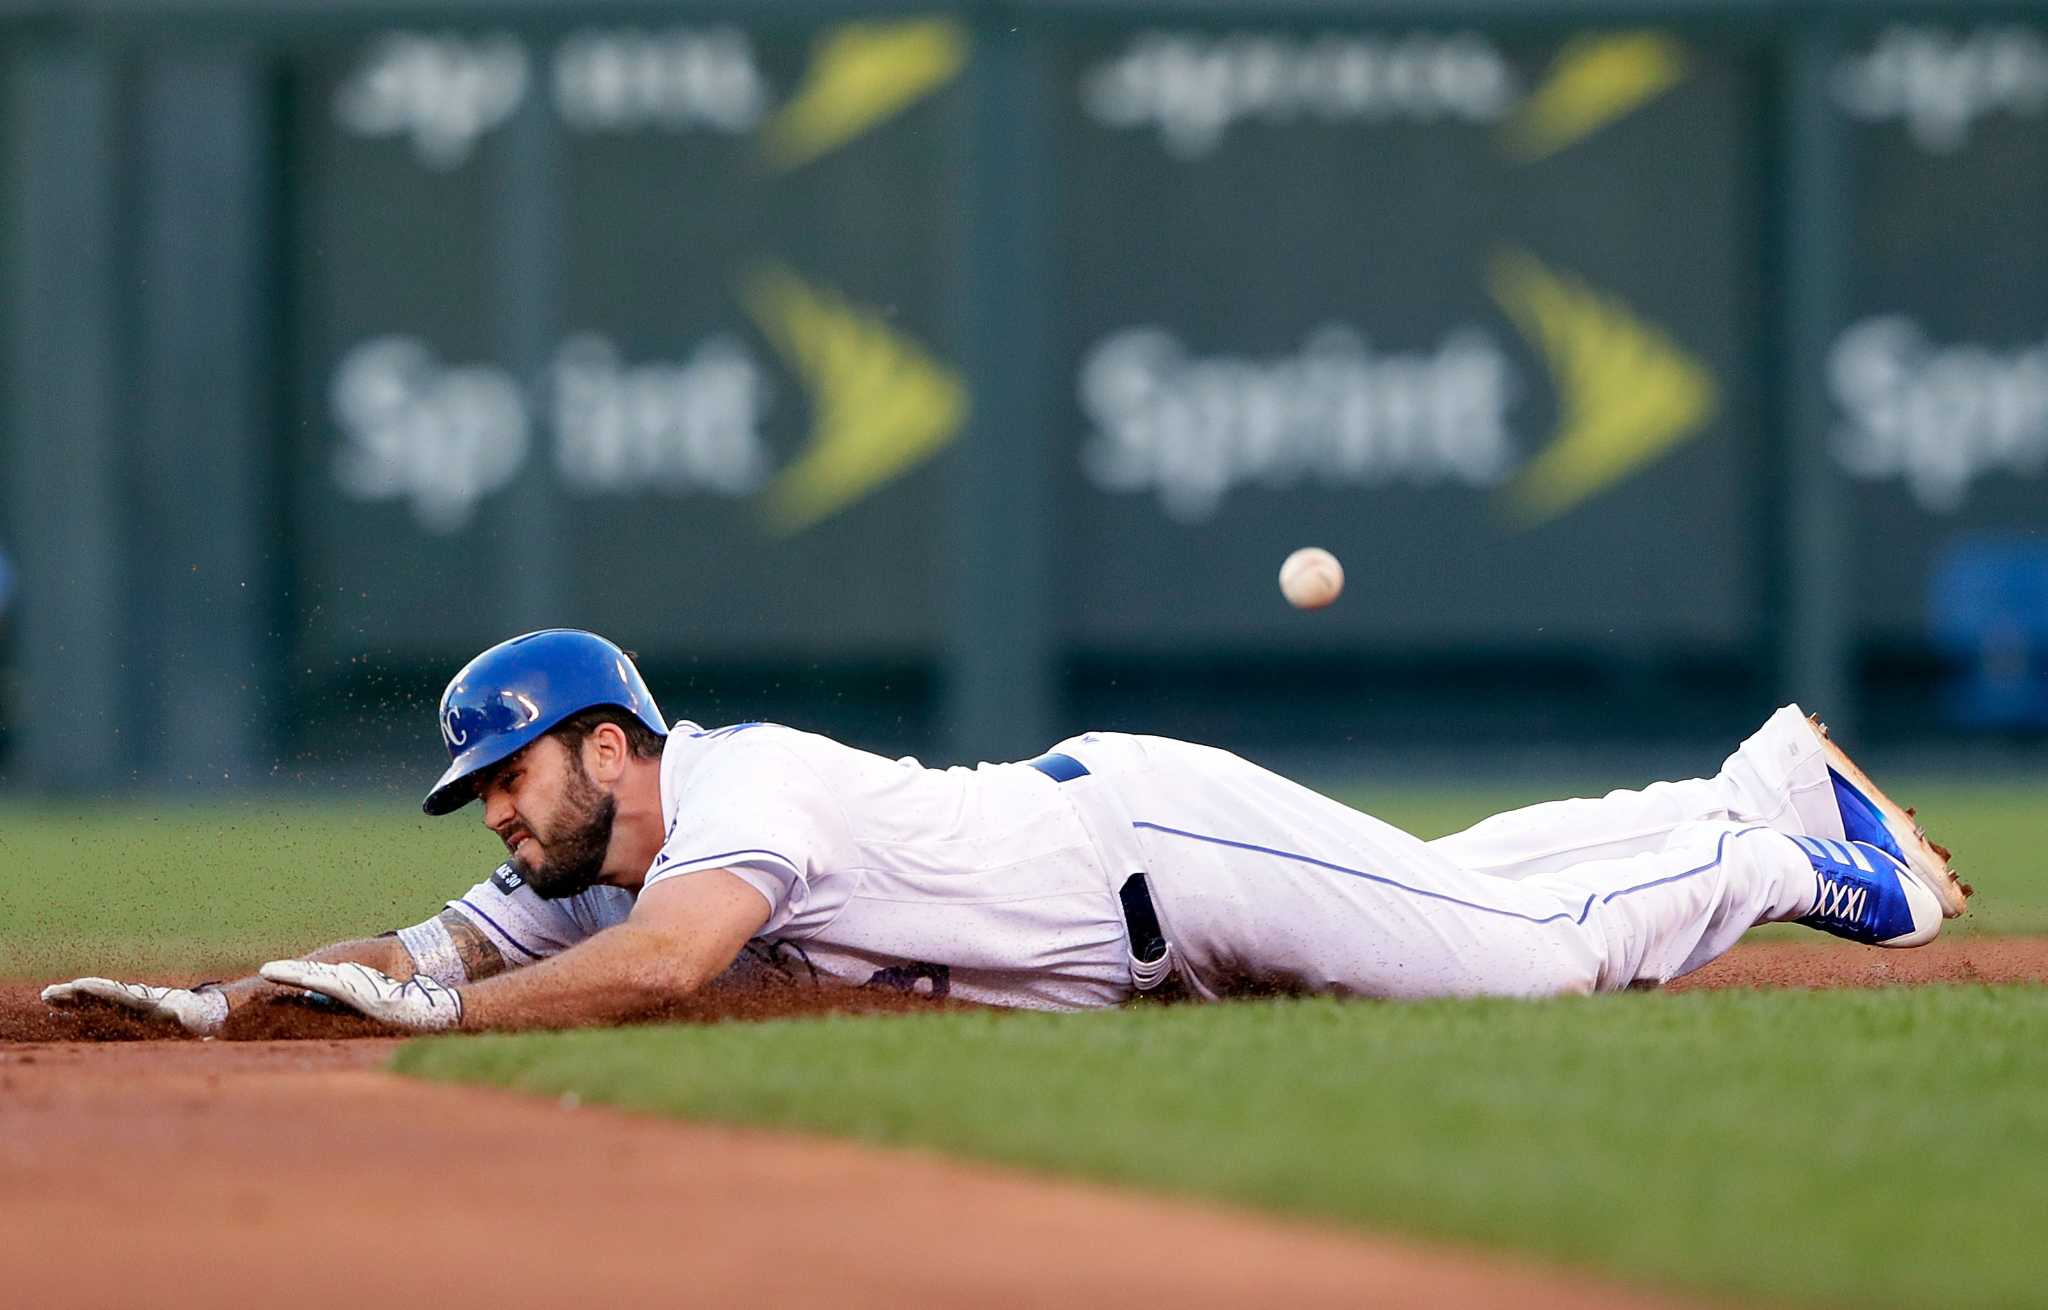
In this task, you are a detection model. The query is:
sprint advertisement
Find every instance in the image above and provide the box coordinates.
[1054,28,1761,649]
[1834,23,2048,644]
[293,20,971,659]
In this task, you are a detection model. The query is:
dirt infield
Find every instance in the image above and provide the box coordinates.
[0,1036,1704,1310]
[6,938,2045,1309]
[1667,933,2048,991]
[0,973,986,1044]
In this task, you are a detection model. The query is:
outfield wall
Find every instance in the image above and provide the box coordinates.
[1,1,2045,787]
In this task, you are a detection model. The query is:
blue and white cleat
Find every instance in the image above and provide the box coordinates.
[1809,715,1971,920]
[1793,837,1943,948]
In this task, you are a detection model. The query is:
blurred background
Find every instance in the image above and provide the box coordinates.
[1,0,2045,798]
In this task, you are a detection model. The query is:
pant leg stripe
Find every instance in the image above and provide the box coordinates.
[1598,826,1775,903]
[1128,822,1771,927]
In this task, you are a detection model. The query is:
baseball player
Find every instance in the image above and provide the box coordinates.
[46,629,1969,1034]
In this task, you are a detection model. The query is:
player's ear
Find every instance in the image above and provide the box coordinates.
[587,720,631,785]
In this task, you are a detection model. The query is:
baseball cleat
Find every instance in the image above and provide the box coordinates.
[1809,715,1970,919]
[1792,837,1943,948]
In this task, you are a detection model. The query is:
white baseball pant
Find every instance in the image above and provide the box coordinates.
[1054,706,1834,1000]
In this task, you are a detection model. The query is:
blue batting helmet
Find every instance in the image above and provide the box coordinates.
[423,629,668,816]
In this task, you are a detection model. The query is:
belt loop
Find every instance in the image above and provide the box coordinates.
[1030,751,1185,998]
[1119,874,1182,996]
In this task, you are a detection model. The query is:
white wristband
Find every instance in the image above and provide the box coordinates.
[395,917,468,988]
[194,988,230,1032]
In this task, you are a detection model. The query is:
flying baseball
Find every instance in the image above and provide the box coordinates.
[1280,546,1344,608]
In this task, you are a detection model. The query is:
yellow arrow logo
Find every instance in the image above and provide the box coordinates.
[1489,249,1717,524]
[1502,32,1688,161]
[763,18,969,171]
[742,264,968,534]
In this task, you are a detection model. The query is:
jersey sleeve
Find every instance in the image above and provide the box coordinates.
[643,734,841,935]
[441,863,601,966]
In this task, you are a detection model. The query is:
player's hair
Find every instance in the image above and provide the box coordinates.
[547,705,666,762]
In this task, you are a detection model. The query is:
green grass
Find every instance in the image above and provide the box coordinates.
[0,797,502,976]
[397,987,2048,1309]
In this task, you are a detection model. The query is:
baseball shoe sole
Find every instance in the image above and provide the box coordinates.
[1809,714,1971,919]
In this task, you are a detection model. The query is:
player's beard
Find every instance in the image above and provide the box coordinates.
[510,756,618,900]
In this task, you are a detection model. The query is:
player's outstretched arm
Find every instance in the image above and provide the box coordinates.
[41,909,508,1036]
[262,870,769,1033]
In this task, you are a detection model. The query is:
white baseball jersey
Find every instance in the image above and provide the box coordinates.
[447,721,1136,1009]
[442,708,1844,1007]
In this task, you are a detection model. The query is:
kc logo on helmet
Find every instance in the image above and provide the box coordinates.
[443,707,470,748]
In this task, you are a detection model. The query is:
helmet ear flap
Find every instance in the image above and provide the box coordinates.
[424,629,667,815]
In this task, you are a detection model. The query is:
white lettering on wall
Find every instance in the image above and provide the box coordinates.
[550,334,773,495]
[553,27,768,132]
[1834,25,2048,153]
[331,337,530,532]
[1830,316,2048,512]
[332,33,530,170]
[1080,325,1519,522]
[333,27,771,167]
[1081,30,1518,158]
[330,334,776,532]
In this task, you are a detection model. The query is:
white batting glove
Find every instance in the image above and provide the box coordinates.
[259,960,464,1032]
[41,977,231,1036]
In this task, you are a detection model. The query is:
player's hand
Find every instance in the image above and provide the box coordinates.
[259,960,463,1032]
[40,977,230,1036]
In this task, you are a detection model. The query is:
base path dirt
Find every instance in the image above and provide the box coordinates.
[8,936,2046,1309]
[1668,933,2048,991]
[0,1038,1701,1310]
